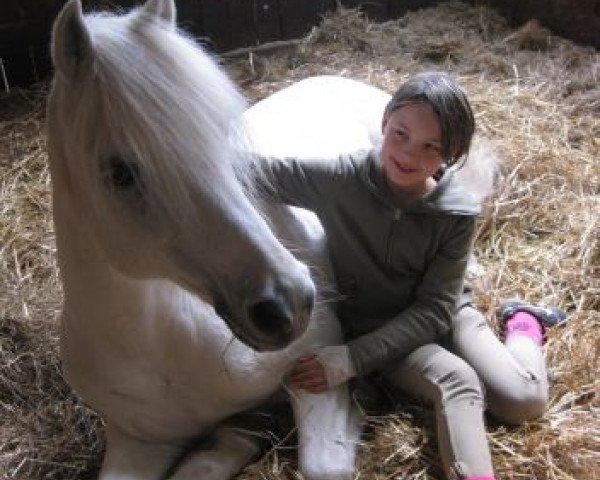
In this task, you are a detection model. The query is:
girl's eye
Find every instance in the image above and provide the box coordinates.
[395,129,406,137]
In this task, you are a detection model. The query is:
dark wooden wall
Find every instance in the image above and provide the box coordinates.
[0,0,598,90]
[7,0,344,88]
[0,0,357,88]
[478,0,600,50]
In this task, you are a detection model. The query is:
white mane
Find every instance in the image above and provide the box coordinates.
[54,8,252,230]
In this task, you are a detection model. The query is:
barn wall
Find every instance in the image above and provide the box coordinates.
[0,0,598,90]
[0,0,62,90]
[0,0,461,89]
[479,0,600,49]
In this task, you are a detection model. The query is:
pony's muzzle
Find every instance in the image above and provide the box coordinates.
[247,283,315,350]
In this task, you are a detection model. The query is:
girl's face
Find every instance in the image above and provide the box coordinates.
[380,102,444,197]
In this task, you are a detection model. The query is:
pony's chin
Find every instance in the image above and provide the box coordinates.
[225,318,294,353]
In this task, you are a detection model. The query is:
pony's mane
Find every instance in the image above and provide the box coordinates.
[63,8,256,223]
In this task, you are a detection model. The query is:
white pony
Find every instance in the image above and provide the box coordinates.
[46,0,395,479]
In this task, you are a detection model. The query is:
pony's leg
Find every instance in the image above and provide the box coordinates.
[99,424,180,480]
[290,385,362,480]
[167,426,262,480]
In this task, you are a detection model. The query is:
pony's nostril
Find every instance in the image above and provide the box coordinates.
[248,298,294,344]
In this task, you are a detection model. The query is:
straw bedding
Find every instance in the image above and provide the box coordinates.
[0,2,598,479]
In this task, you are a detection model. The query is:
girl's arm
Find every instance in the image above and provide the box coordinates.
[252,151,364,210]
[347,216,476,376]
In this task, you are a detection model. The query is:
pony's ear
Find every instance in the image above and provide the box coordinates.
[51,0,93,81]
[141,0,177,27]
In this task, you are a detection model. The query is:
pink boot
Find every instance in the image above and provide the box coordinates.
[498,300,567,345]
[504,311,544,345]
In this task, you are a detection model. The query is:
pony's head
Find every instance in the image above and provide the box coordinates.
[47,0,315,351]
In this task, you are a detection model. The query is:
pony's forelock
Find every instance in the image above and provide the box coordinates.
[60,8,254,229]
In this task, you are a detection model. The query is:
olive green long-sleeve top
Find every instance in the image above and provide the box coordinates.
[257,149,481,376]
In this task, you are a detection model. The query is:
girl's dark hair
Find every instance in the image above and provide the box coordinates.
[385,72,475,166]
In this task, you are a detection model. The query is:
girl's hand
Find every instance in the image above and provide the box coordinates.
[290,355,328,393]
[290,345,356,393]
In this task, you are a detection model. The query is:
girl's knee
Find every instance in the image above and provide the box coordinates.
[438,361,485,407]
[385,347,485,410]
[490,389,548,425]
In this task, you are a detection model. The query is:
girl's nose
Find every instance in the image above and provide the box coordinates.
[398,142,418,161]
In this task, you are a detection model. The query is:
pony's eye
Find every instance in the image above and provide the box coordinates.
[101,155,148,217]
[105,156,140,189]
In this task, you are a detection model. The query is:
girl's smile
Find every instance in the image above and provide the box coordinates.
[389,160,423,174]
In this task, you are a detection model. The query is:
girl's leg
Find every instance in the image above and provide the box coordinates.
[383,344,495,479]
[451,306,548,425]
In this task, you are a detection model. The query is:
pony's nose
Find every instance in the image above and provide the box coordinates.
[248,297,295,347]
[248,287,314,349]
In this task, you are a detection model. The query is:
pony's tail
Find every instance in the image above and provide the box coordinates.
[455,136,501,203]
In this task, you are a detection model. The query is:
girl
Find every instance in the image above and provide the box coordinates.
[257,72,564,480]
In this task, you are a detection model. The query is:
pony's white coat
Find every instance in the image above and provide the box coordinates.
[244,75,390,157]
